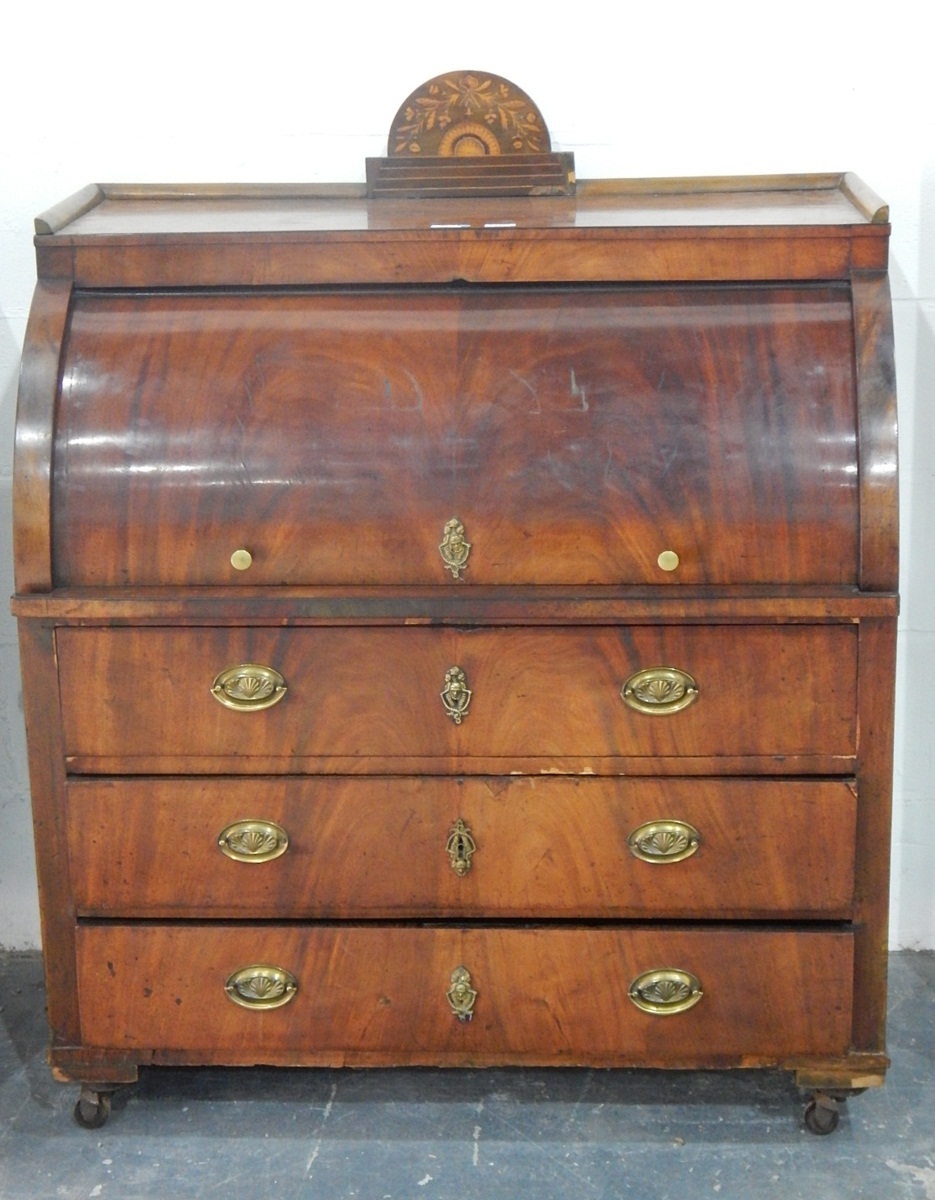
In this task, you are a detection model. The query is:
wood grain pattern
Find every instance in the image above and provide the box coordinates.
[74,924,854,1065]
[63,232,878,289]
[56,625,858,765]
[51,286,860,588]
[65,776,857,920]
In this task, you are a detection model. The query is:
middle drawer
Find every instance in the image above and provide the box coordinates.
[58,625,857,772]
[66,776,856,919]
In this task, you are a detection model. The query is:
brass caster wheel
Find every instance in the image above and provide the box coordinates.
[73,1087,112,1130]
[803,1094,840,1135]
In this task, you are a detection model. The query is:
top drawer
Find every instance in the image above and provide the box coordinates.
[51,284,858,587]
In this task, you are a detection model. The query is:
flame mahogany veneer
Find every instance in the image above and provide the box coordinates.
[12,175,897,1115]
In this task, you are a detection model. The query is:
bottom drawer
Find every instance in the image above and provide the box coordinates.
[75,925,853,1067]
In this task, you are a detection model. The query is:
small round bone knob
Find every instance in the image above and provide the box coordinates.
[230,549,253,571]
[657,550,680,572]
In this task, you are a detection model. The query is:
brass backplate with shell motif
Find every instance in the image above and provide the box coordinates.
[218,819,290,863]
[628,968,703,1016]
[627,820,701,864]
[224,964,298,1010]
[211,664,287,712]
[621,667,698,715]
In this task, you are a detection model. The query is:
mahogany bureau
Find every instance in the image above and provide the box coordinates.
[12,171,898,1133]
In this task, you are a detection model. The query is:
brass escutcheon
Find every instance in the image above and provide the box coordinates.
[621,666,698,715]
[439,518,471,579]
[627,820,701,864]
[628,968,703,1016]
[446,818,476,876]
[211,664,287,712]
[224,964,298,1010]
[441,666,472,724]
[218,819,290,863]
[446,965,477,1021]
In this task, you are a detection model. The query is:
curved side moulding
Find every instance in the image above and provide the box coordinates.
[852,273,898,592]
[13,279,73,593]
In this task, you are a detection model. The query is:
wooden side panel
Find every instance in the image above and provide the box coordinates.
[13,281,72,593]
[51,286,859,588]
[74,924,854,1065]
[851,617,897,1051]
[56,625,858,766]
[17,623,80,1045]
[65,776,857,920]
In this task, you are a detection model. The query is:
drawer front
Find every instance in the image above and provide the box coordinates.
[75,924,854,1064]
[52,285,858,587]
[67,777,857,919]
[58,625,857,769]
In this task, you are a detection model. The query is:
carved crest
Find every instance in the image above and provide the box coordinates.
[367,71,573,197]
[389,72,551,157]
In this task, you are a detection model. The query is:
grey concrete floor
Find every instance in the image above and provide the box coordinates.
[1,951,933,1200]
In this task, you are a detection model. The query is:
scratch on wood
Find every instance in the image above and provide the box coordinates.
[508,369,540,414]
[602,443,619,492]
[570,369,589,411]
[400,369,425,412]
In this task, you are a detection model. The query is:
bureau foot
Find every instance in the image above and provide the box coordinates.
[803,1088,865,1136]
[73,1085,115,1130]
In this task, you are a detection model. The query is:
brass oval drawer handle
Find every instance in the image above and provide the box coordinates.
[621,666,698,715]
[446,965,477,1022]
[627,820,700,864]
[441,666,472,724]
[439,517,471,579]
[211,664,287,712]
[446,818,476,876]
[628,968,703,1016]
[218,819,290,863]
[224,964,298,1010]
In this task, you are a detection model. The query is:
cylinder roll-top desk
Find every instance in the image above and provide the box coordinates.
[12,81,897,1135]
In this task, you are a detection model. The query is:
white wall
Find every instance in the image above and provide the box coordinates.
[1,1,932,948]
